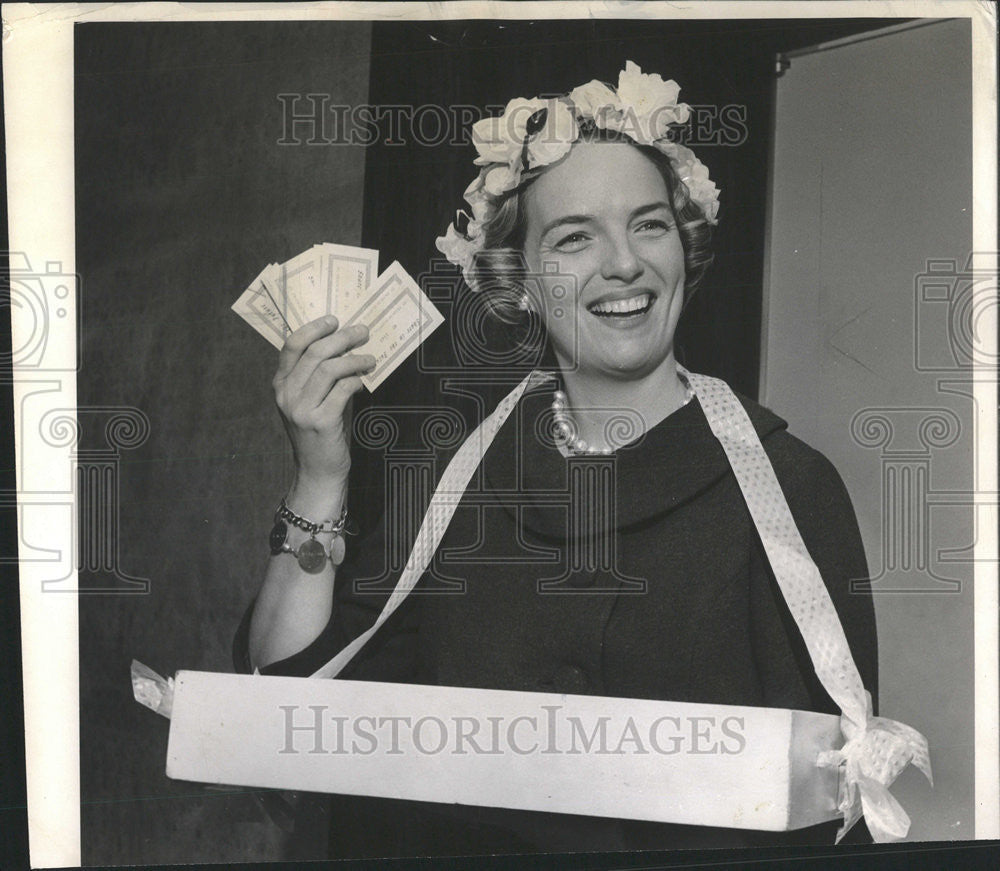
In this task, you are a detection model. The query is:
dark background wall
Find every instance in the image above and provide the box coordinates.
[75,21,371,865]
[75,18,898,866]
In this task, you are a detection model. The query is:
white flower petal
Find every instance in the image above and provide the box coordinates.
[484,164,519,195]
[569,80,622,120]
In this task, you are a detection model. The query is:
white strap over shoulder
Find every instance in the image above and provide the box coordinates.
[312,366,931,842]
[678,367,870,726]
[678,366,931,842]
[309,369,551,681]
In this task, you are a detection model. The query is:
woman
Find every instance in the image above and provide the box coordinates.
[235,63,880,857]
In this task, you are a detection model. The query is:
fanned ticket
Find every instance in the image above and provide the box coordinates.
[234,245,379,339]
[231,264,292,350]
[269,252,311,330]
[234,246,440,391]
[314,243,379,321]
[342,261,444,391]
[279,244,379,328]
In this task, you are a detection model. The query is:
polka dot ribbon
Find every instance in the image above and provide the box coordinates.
[680,366,931,843]
[311,366,931,842]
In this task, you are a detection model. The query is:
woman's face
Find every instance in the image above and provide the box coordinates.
[521,140,686,381]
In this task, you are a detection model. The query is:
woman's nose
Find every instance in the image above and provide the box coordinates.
[599,234,643,283]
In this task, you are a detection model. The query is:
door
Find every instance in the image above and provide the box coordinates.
[763,18,976,842]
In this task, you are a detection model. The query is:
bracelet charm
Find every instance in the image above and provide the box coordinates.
[296,537,329,573]
[329,534,346,566]
[269,520,289,556]
[268,496,350,571]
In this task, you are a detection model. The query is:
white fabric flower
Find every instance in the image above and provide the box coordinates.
[463,171,485,201]
[569,79,623,124]
[435,223,480,275]
[617,60,686,122]
[463,172,497,222]
[686,171,721,223]
[471,97,544,166]
[524,99,577,168]
[484,164,521,196]
[439,61,722,282]
[472,97,577,171]
[656,142,720,224]
[615,60,690,144]
[466,190,491,222]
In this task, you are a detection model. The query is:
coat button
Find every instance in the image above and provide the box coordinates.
[553,663,589,694]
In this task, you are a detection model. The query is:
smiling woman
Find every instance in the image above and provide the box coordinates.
[516,140,692,449]
[234,61,883,858]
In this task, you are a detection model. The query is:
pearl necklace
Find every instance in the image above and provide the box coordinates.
[551,381,696,456]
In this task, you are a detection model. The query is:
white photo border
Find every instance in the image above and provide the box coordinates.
[4,2,996,867]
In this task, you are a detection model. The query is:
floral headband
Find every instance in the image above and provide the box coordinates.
[435,61,721,287]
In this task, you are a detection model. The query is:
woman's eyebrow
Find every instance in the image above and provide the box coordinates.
[631,201,672,218]
[540,214,594,238]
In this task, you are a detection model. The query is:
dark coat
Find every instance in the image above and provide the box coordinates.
[234,380,877,858]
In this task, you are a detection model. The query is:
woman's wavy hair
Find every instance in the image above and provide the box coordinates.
[466,123,715,326]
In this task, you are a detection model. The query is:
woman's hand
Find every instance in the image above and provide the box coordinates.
[272,315,375,494]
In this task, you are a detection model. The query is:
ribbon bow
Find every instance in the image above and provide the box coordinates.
[817,691,933,842]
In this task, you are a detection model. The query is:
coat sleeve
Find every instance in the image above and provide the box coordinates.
[232,509,422,681]
[748,431,879,717]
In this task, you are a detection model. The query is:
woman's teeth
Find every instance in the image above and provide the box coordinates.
[589,293,653,316]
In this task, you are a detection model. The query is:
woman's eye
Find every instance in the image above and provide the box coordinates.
[554,231,589,250]
[635,219,672,234]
